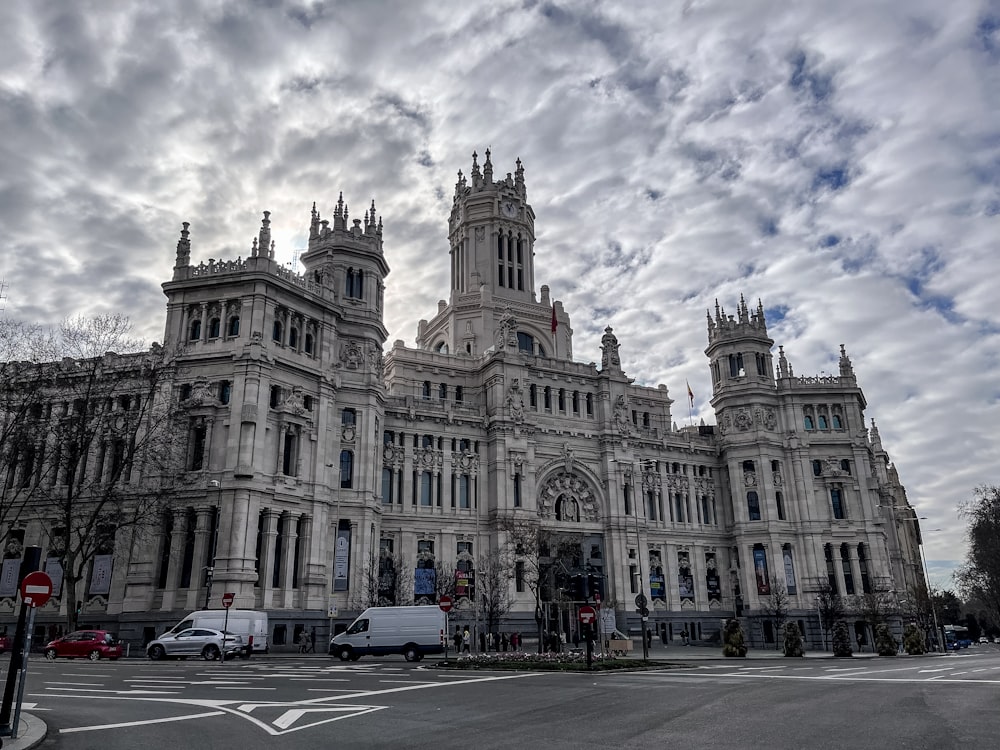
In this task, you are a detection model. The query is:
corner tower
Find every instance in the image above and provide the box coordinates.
[705,296,774,405]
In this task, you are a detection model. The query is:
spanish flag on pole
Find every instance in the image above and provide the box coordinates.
[551,302,558,333]
[686,380,694,408]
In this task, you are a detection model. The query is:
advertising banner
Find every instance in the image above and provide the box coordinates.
[45,557,64,598]
[649,573,666,600]
[753,547,770,595]
[334,527,351,591]
[783,547,797,595]
[0,559,19,598]
[89,554,113,595]
[414,567,436,596]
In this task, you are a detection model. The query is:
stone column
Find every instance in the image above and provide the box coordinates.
[185,506,216,610]
[258,509,279,608]
[281,512,300,608]
[160,508,189,611]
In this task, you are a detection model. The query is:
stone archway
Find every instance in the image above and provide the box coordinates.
[537,472,599,522]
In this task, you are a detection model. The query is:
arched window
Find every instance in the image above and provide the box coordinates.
[304,333,314,354]
[586,393,593,416]
[558,389,565,411]
[208,318,221,338]
[219,381,231,405]
[439,383,447,400]
[228,316,240,337]
[832,414,842,429]
[339,451,354,488]
[422,381,431,400]
[775,491,785,520]
[804,415,814,430]
[818,415,829,429]
[434,341,449,354]
[272,320,283,343]
[840,543,854,593]
[812,459,823,476]
[747,491,761,521]
[455,386,463,403]
[840,459,851,475]
[572,391,579,414]
[289,327,299,349]
[543,387,551,410]
[529,384,537,408]
[189,319,201,341]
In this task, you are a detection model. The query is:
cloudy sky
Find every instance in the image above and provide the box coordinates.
[3,1,998,587]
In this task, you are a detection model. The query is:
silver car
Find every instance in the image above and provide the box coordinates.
[146,627,244,661]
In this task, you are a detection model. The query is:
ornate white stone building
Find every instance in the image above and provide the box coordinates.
[2,150,924,650]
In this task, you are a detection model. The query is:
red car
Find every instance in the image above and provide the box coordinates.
[0,634,10,654]
[44,630,122,661]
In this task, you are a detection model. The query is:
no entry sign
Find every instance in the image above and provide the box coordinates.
[438,595,453,613]
[20,571,53,608]
[578,605,597,625]
[222,592,235,608]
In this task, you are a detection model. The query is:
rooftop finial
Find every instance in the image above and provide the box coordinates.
[257,211,272,259]
[174,222,191,267]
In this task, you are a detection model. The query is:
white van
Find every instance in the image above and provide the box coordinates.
[331,606,446,662]
[167,609,269,656]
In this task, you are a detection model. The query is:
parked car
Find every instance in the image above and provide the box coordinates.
[979,636,990,644]
[44,630,122,661]
[146,627,243,661]
[0,634,10,654]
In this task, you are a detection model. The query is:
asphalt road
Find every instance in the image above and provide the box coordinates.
[16,649,1000,750]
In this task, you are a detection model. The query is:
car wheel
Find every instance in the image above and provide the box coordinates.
[403,645,420,662]
[338,646,353,662]
[88,650,101,661]
[45,648,57,661]
[202,645,221,661]
[148,645,166,660]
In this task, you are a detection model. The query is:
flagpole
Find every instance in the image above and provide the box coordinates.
[686,380,694,427]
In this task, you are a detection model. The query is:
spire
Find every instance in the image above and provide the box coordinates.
[310,202,320,240]
[777,345,789,377]
[174,222,191,267]
[838,344,855,377]
[257,211,271,258]
[515,157,525,197]
[483,147,493,185]
[471,150,481,188]
[870,419,883,452]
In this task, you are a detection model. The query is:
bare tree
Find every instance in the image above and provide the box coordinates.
[499,517,582,652]
[0,315,181,630]
[477,548,514,640]
[853,582,896,653]
[956,486,1000,629]
[816,583,845,650]
[759,576,790,650]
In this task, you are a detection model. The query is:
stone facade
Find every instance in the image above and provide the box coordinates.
[1,151,924,650]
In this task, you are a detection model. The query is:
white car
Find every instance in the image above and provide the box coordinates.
[147,627,244,661]
[979,637,989,644]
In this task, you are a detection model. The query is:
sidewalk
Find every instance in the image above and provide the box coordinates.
[617,643,948,660]
[0,712,46,750]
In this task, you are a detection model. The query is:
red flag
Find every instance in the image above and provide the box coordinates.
[550,303,558,333]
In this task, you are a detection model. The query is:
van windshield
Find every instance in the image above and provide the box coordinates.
[170,619,194,633]
[346,618,369,635]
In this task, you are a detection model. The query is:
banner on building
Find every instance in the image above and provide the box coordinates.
[0,559,19,598]
[706,552,721,602]
[455,569,473,598]
[649,572,666,600]
[45,557,64,598]
[89,554,113,595]
[783,547,797,595]
[334,527,351,592]
[414,567,436,596]
[753,547,770,595]
[678,574,694,602]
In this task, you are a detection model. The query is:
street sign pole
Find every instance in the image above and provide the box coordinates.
[9,606,38,740]
[0,546,41,737]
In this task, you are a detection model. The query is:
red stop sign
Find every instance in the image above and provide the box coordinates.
[438,595,453,613]
[578,605,597,624]
[20,571,53,608]
[222,592,235,608]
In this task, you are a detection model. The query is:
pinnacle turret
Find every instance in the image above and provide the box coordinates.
[174,222,191,268]
[839,344,855,377]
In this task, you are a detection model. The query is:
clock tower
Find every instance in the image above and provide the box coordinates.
[414,149,569,359]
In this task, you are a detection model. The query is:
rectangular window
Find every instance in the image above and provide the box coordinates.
[747,491,761,521]
[515,561,525,593]
[381,468,393,505]
[513,474,521,507]
[831,488,845,519]
[420,471,433,506]
[459,475,470,509]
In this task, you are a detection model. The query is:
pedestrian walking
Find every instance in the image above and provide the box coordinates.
[463,628,471,653]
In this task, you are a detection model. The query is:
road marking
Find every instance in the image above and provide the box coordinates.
[44,682,104,687]
[951,671,968,676]
[651,672,1000,685]
[918,668,954,673]
[45,687,180,695]
[377,679,437,684]
[61,711,225,734]
[271,705,386,729]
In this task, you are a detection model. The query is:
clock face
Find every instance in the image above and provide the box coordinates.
[501,201,517,218]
